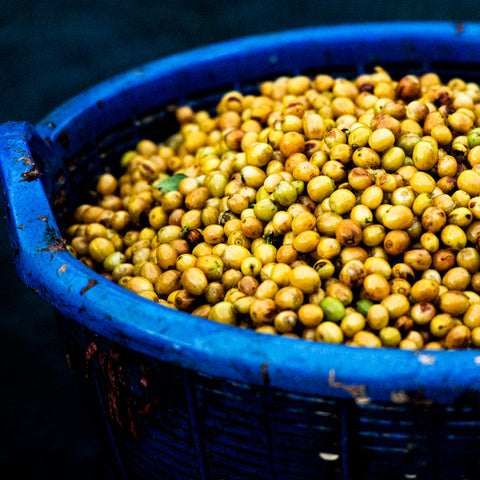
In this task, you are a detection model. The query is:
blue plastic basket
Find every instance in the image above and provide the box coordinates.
[2,22,480,479]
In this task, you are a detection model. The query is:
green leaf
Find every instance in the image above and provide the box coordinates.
[155,173,187,193]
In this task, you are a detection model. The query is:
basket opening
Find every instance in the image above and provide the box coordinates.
[362,61,426,78]
[429,61,480,83]
[183,82,237,114]
[300,64,360,80]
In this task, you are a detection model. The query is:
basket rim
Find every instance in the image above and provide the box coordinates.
[3,21,480,404]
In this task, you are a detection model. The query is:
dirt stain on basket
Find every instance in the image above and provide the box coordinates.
[85,342,152,438]
[261,361,271,386]
[328,369,370,405]
[20,165,41,182]
[391,391,410,404]
[15,155,34,166]
[80,278,98,295]
[38,236,68,260]
[58,129,70,149]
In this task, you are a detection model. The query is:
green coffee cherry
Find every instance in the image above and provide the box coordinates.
[468,127,480,148]
[319,296,346,323]
[356,299,374,317]
[272,181,298,207]
[254,198,278,221]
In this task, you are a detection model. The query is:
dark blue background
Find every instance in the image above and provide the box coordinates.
[1,2,478,479]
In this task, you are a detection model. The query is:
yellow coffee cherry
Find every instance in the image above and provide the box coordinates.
[410,279,439,303]
[290,265,321,294]
[369,128,396,152]
[352,330,382,347]
[363,274,391,302]
[298,303,324,328]
[412,140,437,170]
[126,276,154,294]
[329,189,357,215]
[441,225,467,251]
[457,170,480,197]
[293,230,321,253]
[410,171,436,194]
[379,327,402,347]
[430,313,454,338]
[463,303,480,330]
[181,268,208,296]
[315,322,344,344]
[381,294,410,319]
[381,205,414,230]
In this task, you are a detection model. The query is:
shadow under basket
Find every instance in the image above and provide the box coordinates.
[2,22,480,480]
